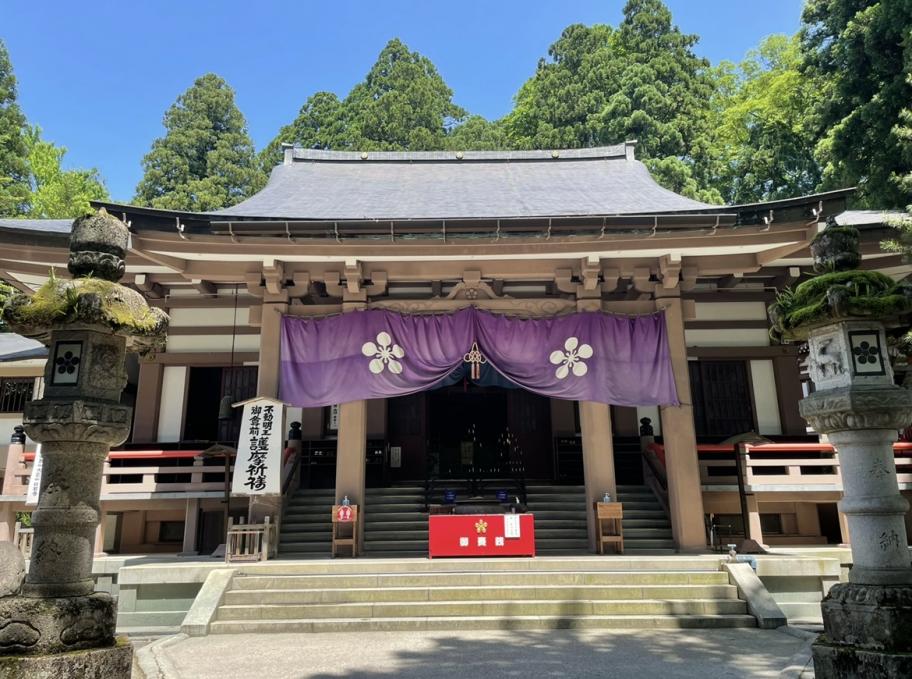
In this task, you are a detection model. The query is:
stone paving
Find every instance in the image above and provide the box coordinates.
[134,627,814,679]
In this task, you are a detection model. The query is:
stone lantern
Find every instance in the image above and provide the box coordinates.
[0,209,168,677]
[769,217,912,677]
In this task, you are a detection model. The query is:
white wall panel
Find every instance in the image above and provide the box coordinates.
[166,335,261,353]
[169,307,250,327]
[750,359,782,435]
[685,329,770,347]
[694,301,768,321]
[157,366,187,442]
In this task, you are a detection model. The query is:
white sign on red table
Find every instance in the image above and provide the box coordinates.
[230,397,284,496]
[336,505,353,522]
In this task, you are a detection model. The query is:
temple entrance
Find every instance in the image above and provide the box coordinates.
[428,386,508,478]
[386,385,553,482]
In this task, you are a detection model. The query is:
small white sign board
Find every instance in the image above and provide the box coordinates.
[231,397,285,496]
[504,513,521,539]
[26,445,43,506]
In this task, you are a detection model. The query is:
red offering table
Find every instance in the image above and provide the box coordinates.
[428,513,535,558]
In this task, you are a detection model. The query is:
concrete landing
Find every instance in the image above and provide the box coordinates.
[134,628,810,679]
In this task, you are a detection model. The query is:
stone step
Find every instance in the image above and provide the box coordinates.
[217,598,748,621]
[524,486,585,492]
[209,614,757,634]
[224,584,739,605]
[362,540,428,551]
[365,495,426,503]
[367,503,428,512]
[279,528,332,545]
[231,571,730,590]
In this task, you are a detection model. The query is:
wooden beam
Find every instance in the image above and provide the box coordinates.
[191,279,217,296]
[134,273,166,299]
[716,273,744,289]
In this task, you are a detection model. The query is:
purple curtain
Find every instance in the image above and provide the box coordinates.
[279,307,678,408]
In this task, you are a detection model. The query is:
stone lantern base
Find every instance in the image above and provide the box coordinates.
[812,583,912,678]
[0,639,132,678]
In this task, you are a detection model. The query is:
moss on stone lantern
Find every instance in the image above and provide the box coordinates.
[769,217,912,341]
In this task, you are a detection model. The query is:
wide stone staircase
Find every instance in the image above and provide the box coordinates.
[279,483,675,556]
[208,559,756,633]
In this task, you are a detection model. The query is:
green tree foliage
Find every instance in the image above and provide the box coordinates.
[259,91,346,172]
[0,40,30,217]
[262,39,470,166]
[801,0,912,207]
[502,1,721,202]
[136,73,266,211]
[22,126,109,218]
[711,35,821,204]
[345,39,466,150]
[445,115,508,151]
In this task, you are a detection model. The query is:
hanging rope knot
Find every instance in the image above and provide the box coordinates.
[463,341,487,380]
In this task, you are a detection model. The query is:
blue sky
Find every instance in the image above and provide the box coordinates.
[2,1,804,202]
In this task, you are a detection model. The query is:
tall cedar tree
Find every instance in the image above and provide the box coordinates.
[136,74,265,211]
[801,0,912,207]
[343,39,466,151]
[262,39,481,167]
[0,40,30,217]
[503,0,720,202]
[711,35,822,204]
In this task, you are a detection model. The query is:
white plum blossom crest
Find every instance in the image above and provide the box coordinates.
[362,331,405,375]
[549,337,593,379]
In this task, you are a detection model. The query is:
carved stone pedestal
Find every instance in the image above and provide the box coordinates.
[0,640,133,679]
[813,583,912,678]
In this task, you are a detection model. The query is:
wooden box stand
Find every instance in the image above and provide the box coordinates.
[594,502,624,554]
[331,504,359,557]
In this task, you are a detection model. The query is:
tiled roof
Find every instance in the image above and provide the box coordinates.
[211,145,714,220]
[0,218,72,234]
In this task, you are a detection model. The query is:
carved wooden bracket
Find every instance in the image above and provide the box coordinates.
[134,273,165,299]
[445,270,503,300]
[632,266,656,294]
[658,254,682,290]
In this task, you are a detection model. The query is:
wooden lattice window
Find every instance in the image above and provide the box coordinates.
[0,377,34,413]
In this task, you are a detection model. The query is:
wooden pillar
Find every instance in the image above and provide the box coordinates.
[257,302,288,398]
[579,401,616,552]
[838,510,851,546]
[655,294,706,551]
[2,439,24,496]
[746,495,764,545]
[772,353,806,436]
[180,498,200,556]
[132,362,163,443]
[0,503,14,542]
[336,400,367,549]
[94,505,107,555]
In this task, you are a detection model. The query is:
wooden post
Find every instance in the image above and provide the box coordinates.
[579,401,616,552]
[655,294,706,551]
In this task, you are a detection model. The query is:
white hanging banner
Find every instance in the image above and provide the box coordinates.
[231,397,284,496]
[26,444,43,506]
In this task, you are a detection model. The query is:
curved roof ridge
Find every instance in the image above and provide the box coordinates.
[288,144,629,163]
